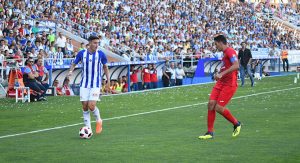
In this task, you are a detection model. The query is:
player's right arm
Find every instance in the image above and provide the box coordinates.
[68,50,83,76]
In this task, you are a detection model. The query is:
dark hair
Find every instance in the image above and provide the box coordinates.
[88,35,99,42]
[241,42,246,45]
[214,35,227,44]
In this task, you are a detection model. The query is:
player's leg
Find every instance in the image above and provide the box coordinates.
[88,88,102,134]
[80,87,91,129]
[199,85,221,139]
[240,66,245,86]
[282,59,286,72]
[246,64,254,87]
[286,59,289,72]
[215,86,241,137]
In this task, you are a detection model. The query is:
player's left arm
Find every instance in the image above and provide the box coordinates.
[216,61,239,80]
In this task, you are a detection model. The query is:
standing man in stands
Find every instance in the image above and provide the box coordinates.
[238,42,254,87]
[281,45,289,72]
[68,35,110,134]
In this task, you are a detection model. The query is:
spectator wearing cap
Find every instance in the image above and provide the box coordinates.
[34,58,49,91]
[23,58,47,101]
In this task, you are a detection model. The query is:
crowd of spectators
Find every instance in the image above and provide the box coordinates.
[1,0,300,81]
[261,1,300,27]
[32,0,300,61]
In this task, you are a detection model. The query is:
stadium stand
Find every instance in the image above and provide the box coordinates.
[1,0,300,100]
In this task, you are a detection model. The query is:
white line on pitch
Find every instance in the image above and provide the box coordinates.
[0,86,299,139]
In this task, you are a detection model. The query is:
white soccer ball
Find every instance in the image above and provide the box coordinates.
[79,126,93,139]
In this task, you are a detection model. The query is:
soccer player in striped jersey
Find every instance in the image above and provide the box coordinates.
[199,35,241,139]
[68,35,110,134]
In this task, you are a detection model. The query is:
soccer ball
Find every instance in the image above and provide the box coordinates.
[79,126,93,139]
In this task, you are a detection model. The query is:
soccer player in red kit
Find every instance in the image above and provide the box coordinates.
[199,35,241,139]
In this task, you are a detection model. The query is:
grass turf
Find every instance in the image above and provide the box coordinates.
[0,75,300,163]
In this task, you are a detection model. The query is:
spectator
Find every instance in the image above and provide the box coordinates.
[162,60,171,87]
[23,58,47,101]
[61,77,74,96]
[175,62,185,86]
[55,32,66,54]
[34,58,49,92]
[47,29,55,44]
[53,79,63,96]
[122,75,128,93]
[268,45,277,71]
[169,62,176,87]
[66,38,74,57]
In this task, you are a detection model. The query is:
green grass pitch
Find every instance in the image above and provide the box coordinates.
[0,75,300,163]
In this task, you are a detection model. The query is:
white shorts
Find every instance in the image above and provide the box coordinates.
[80,87,101,101]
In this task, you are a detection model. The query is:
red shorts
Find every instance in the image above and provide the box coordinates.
[209,83,237,107]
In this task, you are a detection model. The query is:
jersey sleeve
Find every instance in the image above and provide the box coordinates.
[73,50,84,64]
[24,67,31,74]
[99,50,108,65]
[227,49,238,63]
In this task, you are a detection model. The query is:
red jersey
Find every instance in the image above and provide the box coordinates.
[142,68,151,83]
[150,69,158,82]
[218,47,238,87]
[130,70,138,83]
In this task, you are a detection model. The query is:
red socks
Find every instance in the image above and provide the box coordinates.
[222,109,238,125]
[207,109,216,132]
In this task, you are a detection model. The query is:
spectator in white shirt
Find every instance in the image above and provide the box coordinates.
[169,62,176,87]
[55,32,67,54]
[175,62,185,86]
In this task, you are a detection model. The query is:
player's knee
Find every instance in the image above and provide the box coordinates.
[82,102,89,111]
[208,101,216,110]
[88,103,96,111]
[215,104,225,114]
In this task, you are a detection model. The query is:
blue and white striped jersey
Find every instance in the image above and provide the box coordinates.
[73,49,108,88]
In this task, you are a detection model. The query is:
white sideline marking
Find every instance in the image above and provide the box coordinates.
[0,86,299,139]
